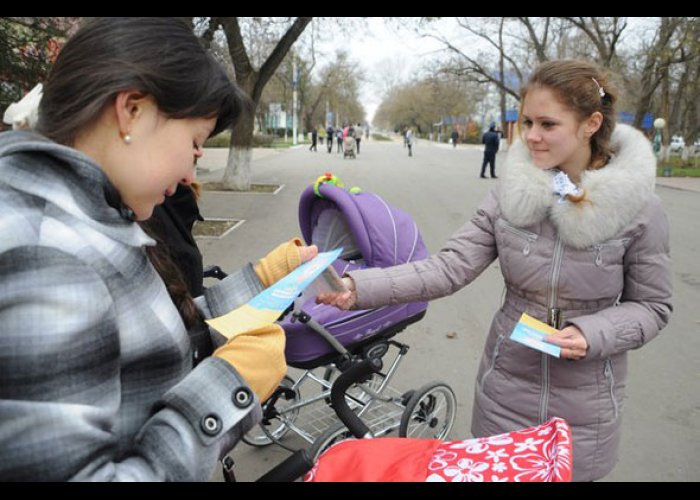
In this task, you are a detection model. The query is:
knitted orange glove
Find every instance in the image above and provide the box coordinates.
[254,238,303,287]
[213,324,287,402]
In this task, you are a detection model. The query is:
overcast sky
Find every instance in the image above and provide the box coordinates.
[314,18,453,125]
[311,17,660,126]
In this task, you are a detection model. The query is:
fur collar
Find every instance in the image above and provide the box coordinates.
[499,124,657,249]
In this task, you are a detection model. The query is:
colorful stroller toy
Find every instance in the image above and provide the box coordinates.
[242,175,457,459]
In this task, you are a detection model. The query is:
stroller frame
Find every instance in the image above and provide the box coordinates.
[242,308,457,461]
[342,136,356,159]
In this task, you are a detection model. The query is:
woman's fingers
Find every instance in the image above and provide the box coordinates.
[316,291,355,310]
[299,244,318,263]
[546,326,588,360]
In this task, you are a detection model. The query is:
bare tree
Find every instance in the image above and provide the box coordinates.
[562,17,627,67]
[199,17,312,190]
[374,73,481,135]
[628,18,693,143]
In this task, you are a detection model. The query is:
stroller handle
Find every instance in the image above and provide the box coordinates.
[256,449,314,482]
[330,357,384,439]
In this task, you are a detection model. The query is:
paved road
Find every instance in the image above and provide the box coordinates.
[197,138,699,482]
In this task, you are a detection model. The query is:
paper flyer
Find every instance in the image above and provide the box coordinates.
[206,248,343,340]
[509,313,561,358]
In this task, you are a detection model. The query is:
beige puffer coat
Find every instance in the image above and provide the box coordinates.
[348,124,673,481]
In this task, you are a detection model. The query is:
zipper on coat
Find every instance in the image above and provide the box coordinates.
[480,334,506,390]
[501,222,538,256]
[592,238,629,266]
[604,359,619,419]
[540,235,564,423]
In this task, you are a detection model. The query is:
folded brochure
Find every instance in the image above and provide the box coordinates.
[206,248,346,340]
[510,313,561,358]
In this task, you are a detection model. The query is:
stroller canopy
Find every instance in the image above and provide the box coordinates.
[298,183,428,267]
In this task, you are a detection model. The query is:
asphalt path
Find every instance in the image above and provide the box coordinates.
[196,137,699,482]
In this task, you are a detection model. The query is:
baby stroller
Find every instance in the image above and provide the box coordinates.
[343,135,356,159]
[241,176,457,461]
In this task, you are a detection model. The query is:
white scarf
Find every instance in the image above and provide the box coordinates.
[499,124,657,249]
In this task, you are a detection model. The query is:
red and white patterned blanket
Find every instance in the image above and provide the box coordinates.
[305,417,572,482]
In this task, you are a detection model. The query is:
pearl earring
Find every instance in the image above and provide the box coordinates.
[123,134,132,145]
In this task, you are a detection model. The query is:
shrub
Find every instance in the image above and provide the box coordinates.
[204,131,231,148]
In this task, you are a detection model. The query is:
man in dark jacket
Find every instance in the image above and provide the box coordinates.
[480,122,500,178]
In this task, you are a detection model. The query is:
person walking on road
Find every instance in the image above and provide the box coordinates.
[354,123,363,154]
[326,124,334,153]
[406,128,414,157]
[317,59,673,482]
[336,127,343,153]
[480,122,500,178]
[451,128,459,148]
[309,127,318,152]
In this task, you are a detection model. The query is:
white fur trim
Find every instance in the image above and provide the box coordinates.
[500,124,656,248]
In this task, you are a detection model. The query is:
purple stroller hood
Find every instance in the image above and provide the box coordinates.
[298,183,428,265]
[283,182,429,368]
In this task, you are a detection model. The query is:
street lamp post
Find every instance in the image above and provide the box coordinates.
[292,59,298,146]
[653,118,671,177]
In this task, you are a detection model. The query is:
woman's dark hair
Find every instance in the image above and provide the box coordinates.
[520,59,618,171]
[140,221,203,330]
[37,17,249,145]
[37,18,246,335]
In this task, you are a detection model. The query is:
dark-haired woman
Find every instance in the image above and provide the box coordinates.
[0,17,316,481]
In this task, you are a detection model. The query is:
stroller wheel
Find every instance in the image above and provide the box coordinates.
[399,382,456,440]
[242,375,300,447]
[309,422,354,462]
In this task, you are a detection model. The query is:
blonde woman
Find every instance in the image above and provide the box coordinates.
[318,60,672,481]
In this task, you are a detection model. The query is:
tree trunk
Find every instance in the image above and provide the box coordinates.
[222,105,255,190]
[215,17,312,191]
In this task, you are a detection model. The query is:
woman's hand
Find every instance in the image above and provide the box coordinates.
[545,325,589,360]
[213,324,287,402]
[255,238,318,287]
[316,277,357,310]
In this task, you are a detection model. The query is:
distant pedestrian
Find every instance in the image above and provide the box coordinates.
[406,128,414,157]
[309,127,318,152]
[451,129,459,148]
[336,128,343,153]
[480,122,500,178]
[327,125,334,153]
[355,123,363,154]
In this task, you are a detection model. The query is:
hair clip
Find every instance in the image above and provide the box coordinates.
[591,78,605,99]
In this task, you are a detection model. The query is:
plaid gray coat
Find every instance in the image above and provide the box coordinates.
[0,131,266,481]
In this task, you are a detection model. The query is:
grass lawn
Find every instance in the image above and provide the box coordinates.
[656,155,700,177]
